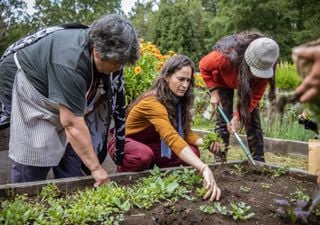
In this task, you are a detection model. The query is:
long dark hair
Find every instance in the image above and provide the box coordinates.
[127,55,195,133]
[214,31,276,129]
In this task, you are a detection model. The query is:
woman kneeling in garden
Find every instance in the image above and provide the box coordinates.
[108,55,221,201]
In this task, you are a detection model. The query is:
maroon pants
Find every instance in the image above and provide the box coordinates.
[108,126,200,172]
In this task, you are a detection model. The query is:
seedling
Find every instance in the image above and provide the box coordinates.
[233,164,244,174]
[240,186,251,193]
[200,202,254,221]
[262,166,289,177]
[200,132,223,152]
[199,203,228,215]
[229,202,255,220]
[196,187,207,198]
[289,188,310,202]
[260,183,271,189]
[274,198,309,223]
[274,189,315,224]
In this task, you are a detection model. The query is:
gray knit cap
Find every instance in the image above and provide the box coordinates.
[244,37,279,79]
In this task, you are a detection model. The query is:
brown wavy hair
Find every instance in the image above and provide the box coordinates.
[127,55,195,133]
[215,31,277,129]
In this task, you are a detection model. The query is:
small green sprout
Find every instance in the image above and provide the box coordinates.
[289,188,310,202]
[260,183,271,189]
[240,186,251,193]
[262,166,289,177]
[229,202,255,221]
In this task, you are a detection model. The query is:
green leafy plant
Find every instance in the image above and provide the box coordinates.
[233,164,244,175]
[229,202,255,221]
[0,167,203,225]
[196,187,207,198]
[289,188,310,202]
[260,183,272,189]
[200,202,254,221]
[262,166,289,177]
[276,62,301,90]
[199,203,228,215]
[200,132,223,152]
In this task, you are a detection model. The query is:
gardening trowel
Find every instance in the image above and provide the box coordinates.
[216,105,257,166]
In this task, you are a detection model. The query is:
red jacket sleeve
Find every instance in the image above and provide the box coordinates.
[199,51,231,89]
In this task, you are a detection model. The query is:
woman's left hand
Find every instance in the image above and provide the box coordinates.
[201,165,222,201]
[227,116,239,134]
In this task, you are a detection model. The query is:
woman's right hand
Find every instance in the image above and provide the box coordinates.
[210,90,221,110]
[201,165,222,201]
[209,141,221,154]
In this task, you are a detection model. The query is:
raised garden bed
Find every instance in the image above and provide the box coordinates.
[0,162,319,225]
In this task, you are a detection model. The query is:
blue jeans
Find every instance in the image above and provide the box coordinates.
[11,144,84,183]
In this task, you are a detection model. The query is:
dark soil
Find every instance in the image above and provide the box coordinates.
[120,164,320,225]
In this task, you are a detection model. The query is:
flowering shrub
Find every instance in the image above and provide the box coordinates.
[124,41,174,106]
[124,41,207,106]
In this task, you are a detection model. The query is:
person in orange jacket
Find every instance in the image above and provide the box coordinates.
[199,31,279,162]
[108,55,221,201]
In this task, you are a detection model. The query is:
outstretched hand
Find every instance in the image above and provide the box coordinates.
[201,165,222,201]
[293,46,320,102]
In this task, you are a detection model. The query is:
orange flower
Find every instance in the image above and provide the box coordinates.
[153,48,160,55]
[134,66,142,75]
[156,62,164,71]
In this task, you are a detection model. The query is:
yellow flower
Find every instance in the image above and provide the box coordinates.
[194,73,205,88]
[134,66,142,75]
[156,62,164,71]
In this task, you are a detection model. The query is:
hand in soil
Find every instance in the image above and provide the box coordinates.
[202,166,221,201]
[91,165,110,187]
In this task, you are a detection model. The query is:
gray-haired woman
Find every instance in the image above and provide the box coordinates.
[0,14,139,186]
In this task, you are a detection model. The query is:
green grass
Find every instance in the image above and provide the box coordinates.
[192,115,315,142]
[200,145,308,171]
[275,62,302,90]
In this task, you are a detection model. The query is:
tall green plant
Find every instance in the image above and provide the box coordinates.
[276,62,301,90]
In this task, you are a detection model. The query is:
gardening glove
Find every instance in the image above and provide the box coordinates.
[209,90,221,111]
[201,164,222,201]
[227,115,239,134]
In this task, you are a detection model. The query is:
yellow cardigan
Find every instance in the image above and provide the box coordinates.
[126,96,200,155]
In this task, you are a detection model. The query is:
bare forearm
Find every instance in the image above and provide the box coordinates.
[178,146,205,171]
[64,121,100,172]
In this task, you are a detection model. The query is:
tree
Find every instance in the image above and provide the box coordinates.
[146,0,210,63]
[31,0,123,27]
[206,0,320,61]
[128,0,155,38]
[0,0,30,55]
